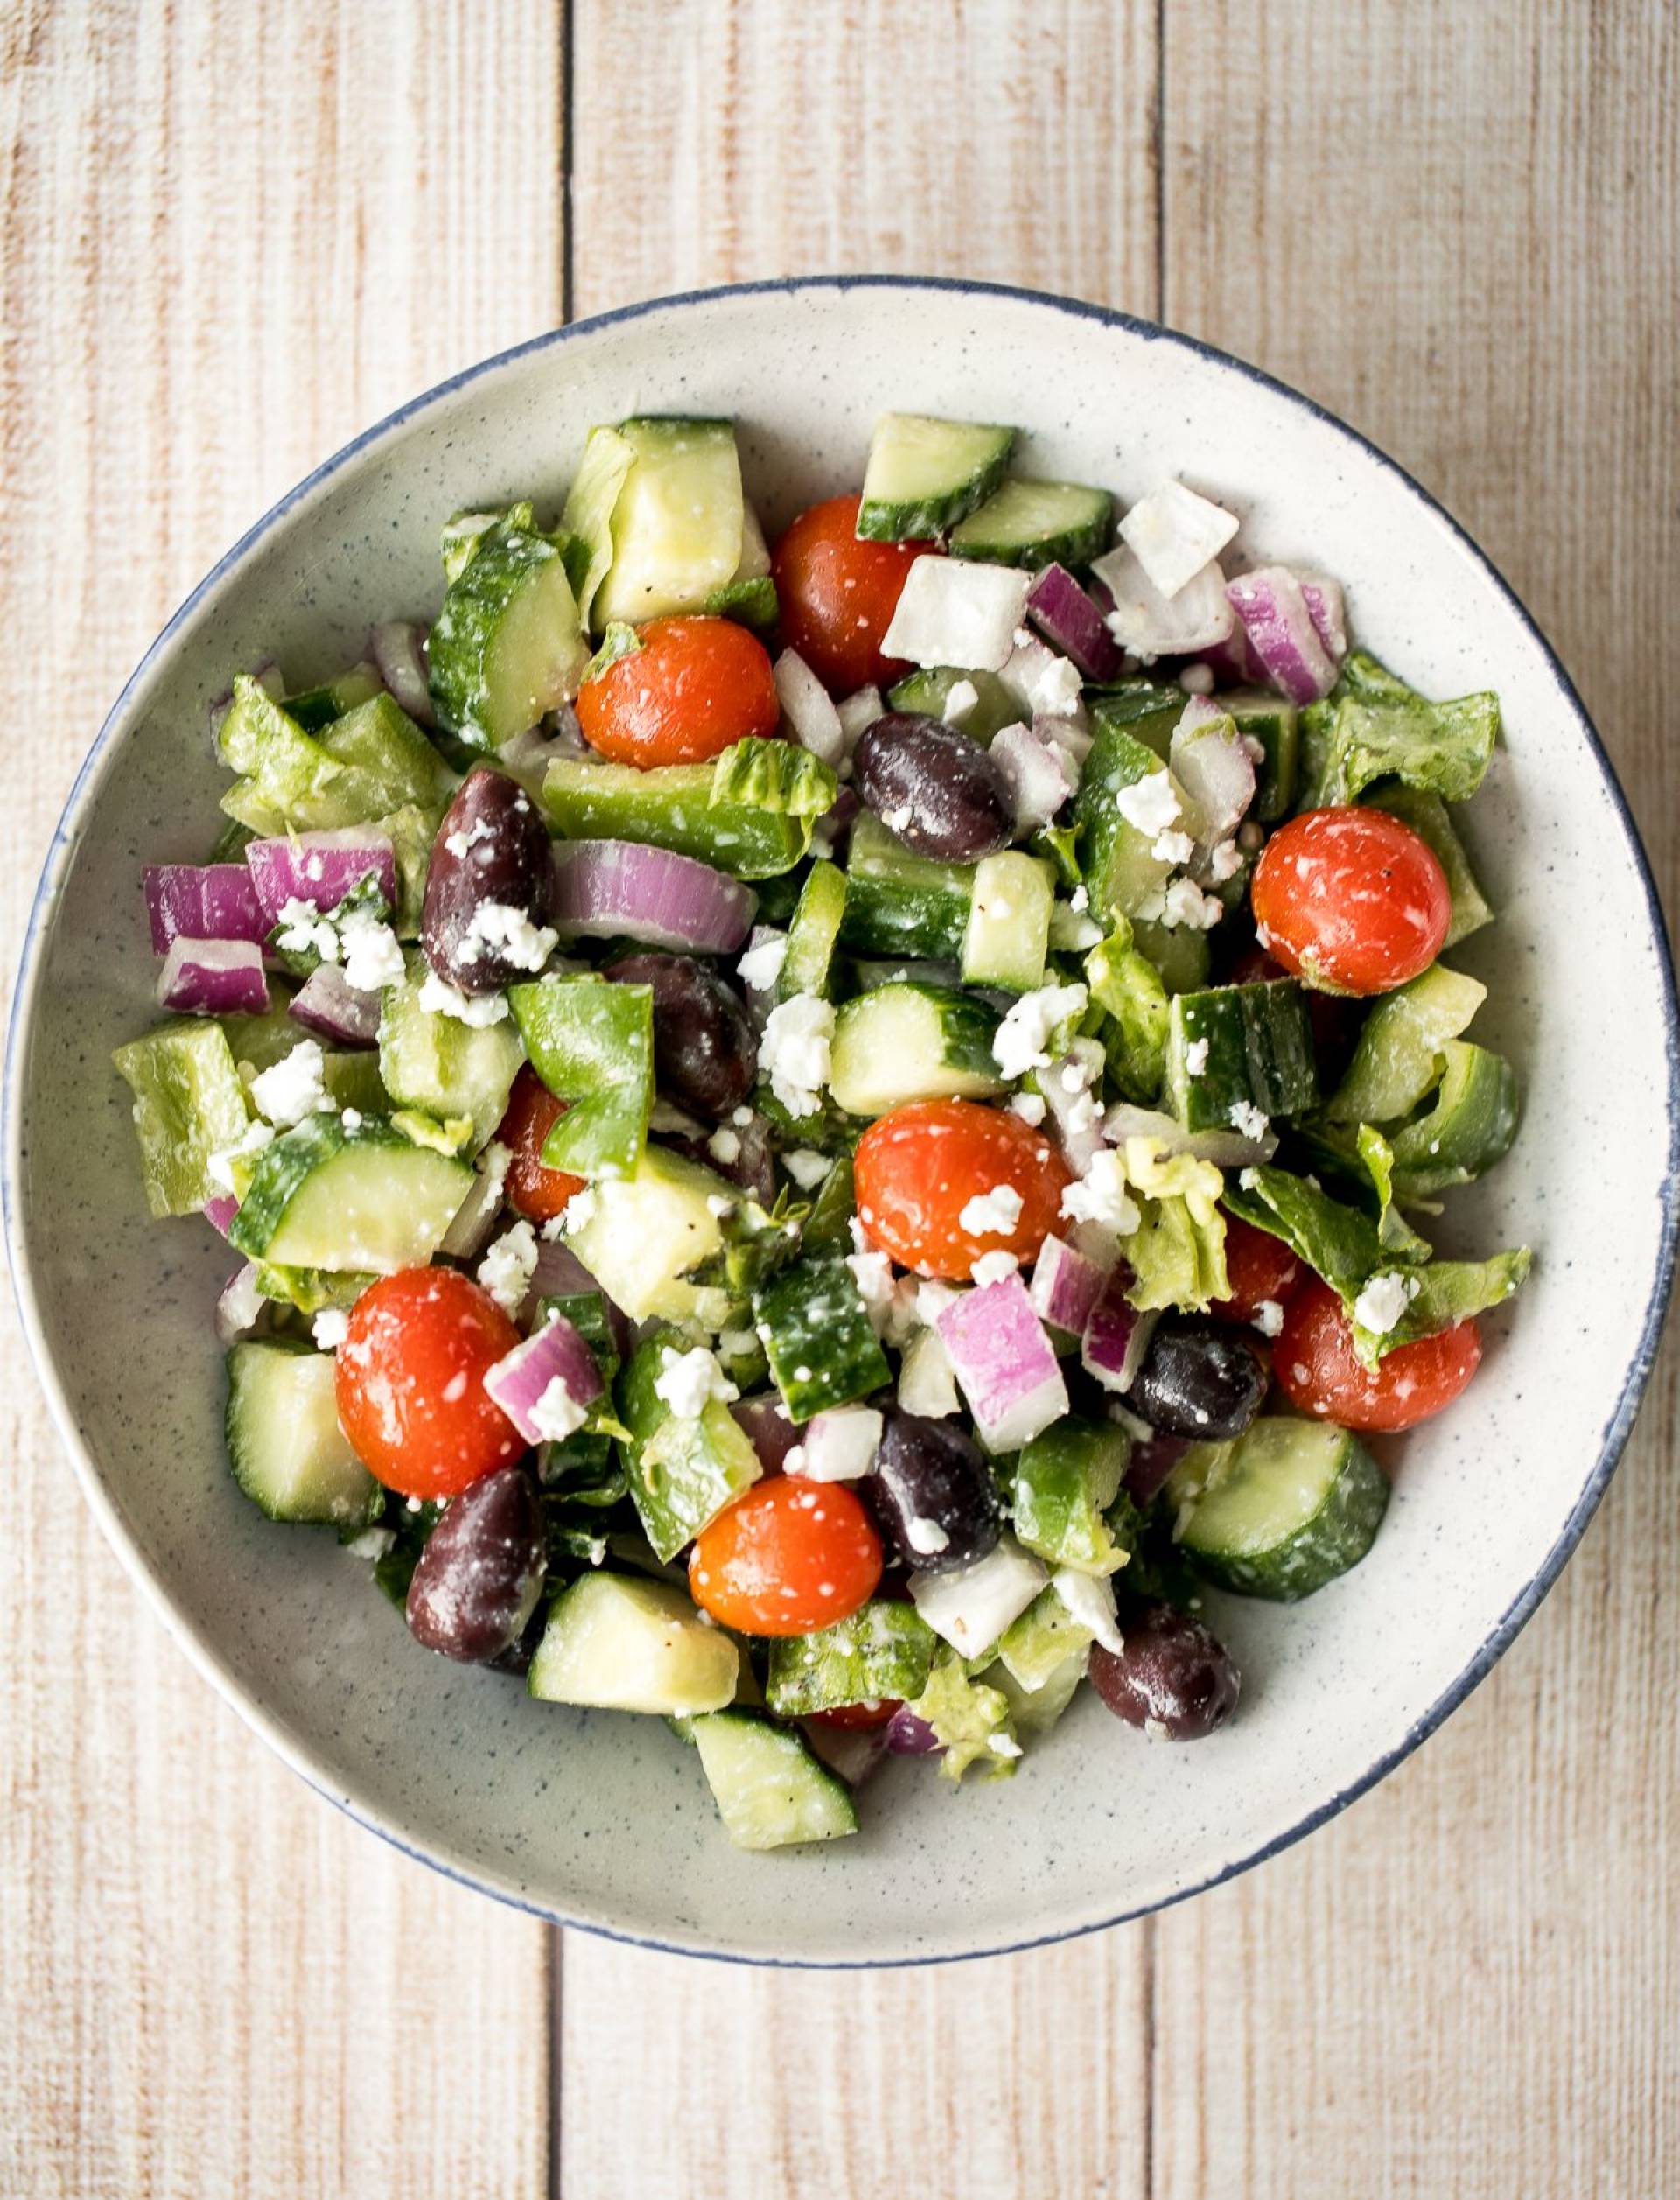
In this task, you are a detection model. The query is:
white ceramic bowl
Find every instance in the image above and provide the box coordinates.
[8,278,1677,1965]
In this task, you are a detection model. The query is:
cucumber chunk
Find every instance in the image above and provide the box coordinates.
[779,860,849,1001]
[593,417,745,626]
[1074,718,1185,920]
[948,477,1114,570]
[440,500,537,584]
[114,1021,252,1218]
[225,1342,383,1526]
[541,754,812,880]
[1223,690,1299,822]
[528,1573,739,1714]
[1164,981,1320,1133]
[563,1145,736,1325]
[857,412,1016,541]
[228,1113,472,1273]
[764,1599,938,1718]
[377,953,525,1149]
[617,1330,763,1562]
[962,851,1054,993]
[996,1586,1096,1692]
[1011,1419,1133,1576]
[837,813,976,961]
[1326,963,1486,1125]
[428,525,590,752]
[1168,1417,1390,1601]
[690,1708,859,1850]
[282,662,383,732]
[752,1256,891,1422]
[828,981,1004,1116]
[886,665,1025,743]
[1386,1040,1519,1198]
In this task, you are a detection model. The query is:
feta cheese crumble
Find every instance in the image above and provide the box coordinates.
[1252,1299,1285,1338]
[461,899,557,973]
[781,1147,833,1191]
[760,993,835,1117]
[970,1250,1021,1286]
[1060,1149,1142,1235]
[941,676,981,725]
[1208,837,1244,885]
[312,1307,350,1350]
[705,1125,741,1167]
[1009,1092,1048,1127]
[1228,1100,1271,1141]
[417,970,510,1026]
[991,982,1088,1080]
[249,1040,331,1127]
[1158,875,1224,930]
[1152,827,1196,866]
[1184,1037,1210,1078]
[528,1377,590,1444]
[273,898,340,962]
[737,928,788,993]
[478,1220,539,1314]
[206,1116,275,1191]
[337,907,406,992]
[654,1343,739,1419]
[1353,1271,1418,1336]
[958,1183,1025,1237]
[1113,771,1181,838]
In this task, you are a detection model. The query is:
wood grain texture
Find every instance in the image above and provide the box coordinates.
[1153,4,1680,2196]
[0,4,560,2195]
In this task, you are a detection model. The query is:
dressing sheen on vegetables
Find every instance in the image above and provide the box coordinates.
[115,409,1530,1851]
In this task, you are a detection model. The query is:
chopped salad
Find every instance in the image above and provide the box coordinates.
[116,410,1529,1850]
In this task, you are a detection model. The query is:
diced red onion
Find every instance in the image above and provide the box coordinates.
[288,963,381,1047]
[774,648,845,766]
[202,1195,239,1237]
[1226,567,1338,704]
[207,659,282,746]
[1170,703,1256,845]
[1082,1272,1156,1392]
[368,620,436,727]
[802,1721,890,1786]
[1124,1429,1191,1504]
[884,1705,942,1756]
[246,829,398,923]
[1197,626,1263,686]
[483,1313,604,1445]
[214,1262,265,1345]
[550,838,757,953]
[1026,563,1126,682]
[157,937,270,1016]
[144,863,269,954]
[935,1276,1069,1451]
[1092,545,1235,659]
[732,1394,803,1473]
[1103,1102,1277,1168]
[1029,1234,1111,1337]
[794,1405,883,1482]
[439,1159,510,1262]
[990,721,1078,831]
[1298,575,1348,663]
[1040,1039,1108,1176]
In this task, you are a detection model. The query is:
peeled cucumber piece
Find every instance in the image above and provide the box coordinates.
[690,1708,858,1849]
[561,1144,736,1326]
[114,1021,253,1218]
[528,1573,739,1715]
[592,417,745,626]
[857,413,1016,541]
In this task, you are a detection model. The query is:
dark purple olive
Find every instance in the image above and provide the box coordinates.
[868,1408,1002,1573]
[406,1466,546,1663]
[1128,1315,1269,1441]
[658,1111,776,1202]
[1089,1602,1240,1740]
[422,767,555,994]
[852,713,1013,862]
[1124,1428,1192,1505]
[606,953,757,1120]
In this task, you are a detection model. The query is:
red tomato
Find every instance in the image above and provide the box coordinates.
[496,1064,587,1224]
[771,493,936,693]
[852,1099,1074,1282]
[575,613,779,767]
[689,1478,883,1636]
[1274,1274,1481,1432]
[808,1699,900,1731]
[1211,1213,1302,1324]
[1251,809,1451,996]
[336,1268,525,1498]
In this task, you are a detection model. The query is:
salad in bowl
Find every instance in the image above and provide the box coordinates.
[113,406,1529,1852]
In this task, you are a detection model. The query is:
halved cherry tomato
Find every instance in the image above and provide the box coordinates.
[336,1267,525,1498]
[808,1699,900,1731]
[496,1063,587,1224]
[575,613,779,767]
[1251,809,1450,996]
[1210,1213,1302,1324]
[852,1099,1073,1281]
[771,493,937,694]
[689,1477,882,1636]
[1273,1273,1481,1431]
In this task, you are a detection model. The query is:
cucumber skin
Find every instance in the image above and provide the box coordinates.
[948,478,1115,571]
[541,756,809,880]
[690,1709,858,1850]
[752,1257,891,1423]
[228,1113,470,1268]
[427,529,586,751]
[828,981,1004,1117]
[224,1342,383,1528]
[779,861,850,1001]
[1074,718,1180,920]
[838,814,974,960]
[1181,1433,1390,1601]
[886,666,1024,744]
[764,1601,938,1718]
[1166,981,1320,1132]
[856,414,1015,542]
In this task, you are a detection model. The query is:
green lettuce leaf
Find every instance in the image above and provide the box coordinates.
[581,620,643,685]
[908,1652,1020,1783]
[710,737,838,819]
[1298,650,1499,809]
[1119,1138,1229,1311]
[1086,919,1170,1104]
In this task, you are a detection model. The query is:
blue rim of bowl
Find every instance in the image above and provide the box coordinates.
[7,273,1678,1967]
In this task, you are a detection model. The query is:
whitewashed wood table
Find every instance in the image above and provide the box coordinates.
[3,4,1676,2193]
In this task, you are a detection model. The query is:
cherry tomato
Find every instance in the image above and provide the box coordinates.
[1251,809,1451,996]
[1273,1274,1481,1432]
[336,1267,525,1498]
[1210,1213,1302,1324]
[495,1064,587,1224]
[808,1699,900,1731]
[689,1477,883,1636]
[771,493,937,694]
[575,613,779,767]
[852,1099,1074,1282]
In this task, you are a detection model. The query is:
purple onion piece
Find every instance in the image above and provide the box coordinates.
[990,721,1078,831]
[368,620,437,727]
[1170,706,1256,845]
[1226,566,1338,704]
[288,963,381,1047]
[550,838,757,954]
[202,1195,239,1238]
[246,829,398,924]
[516,1238,630,1355]
[1040,1040,1109,1178]
[935,1275,1069,1452]
[214,1262,265,1345]
[883,1706,942,1756]
[1026,564,1125,682]
[483,1314,605,1445]
[1298,575,1348,664]
[145,864,270,954]
[1029,1234,1111,1337]
[1082,1272,1156,1393]
[1196,625,1264,687]
[1124,1429,1192,1505]
[157,937,270,1016]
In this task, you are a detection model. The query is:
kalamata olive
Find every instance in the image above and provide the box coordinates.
[1128,1314,1269,1440]
[852,714,1013,862]
[658,1111,776,1202]
[868,1408,1002,1573]
[422,767,556,994]
[1124,1428,1191,1504]
[406,1466,547,1663]
[606,953,757,1120]
[1089,1601,1241,1740]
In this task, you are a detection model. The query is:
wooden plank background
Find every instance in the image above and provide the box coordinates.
[2,2,1674,2193]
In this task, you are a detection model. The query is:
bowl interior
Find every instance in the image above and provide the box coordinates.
[10,280,1676,1963]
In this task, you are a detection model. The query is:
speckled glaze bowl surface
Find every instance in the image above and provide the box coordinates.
[8,278,1677,1965]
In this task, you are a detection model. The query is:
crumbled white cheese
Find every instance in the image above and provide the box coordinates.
[760,993,835,1116]
[897,1325,959,1418]
[704,1193,734,1218]
[1010,1092,1048,1127]
[343,1525,397,1560]
[988,1732,1025,1759]
[418,970,510,1026]
[1060,1149,1141,1235]
[942,677,981,725]
[718,1328,759,1360]
[706,1125,742,1166]
[1048,901,1103,951]
[273,898,340,962]
[971,1250,1021,1286]
[249,1040,331,1127]
[1208,837,1244,884]
[1228,1100,1271,1141]
[206,1117,275,1191]
[782,1147,833,1191]
[340,1108,363,1131]
[311,1307,350,1349]
[1252,1299,1285,1338]
[528,1376,590,1443]
[1179,662,1215,696]
[1118,479,1241,599]
[337,907,406,992]
[958,1183,1025,1237]
[1184,1037,1210,1078]
[1152,827,1196,866]
[478,1219,539,1314]
[1159,875,1225,931]
[444,816,494,859]
[461,900,558,973]
[654,1343,739,1419]
[905,1515,951,1557]
[738,928,788,993]
[1353,1271,1418,1336]
[991,982,1088,1080]
[1238,1167,1262,1190]
[1052,1566,1126,1655]
[1114,771,1182,837]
